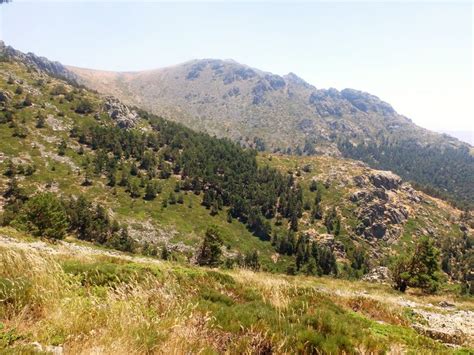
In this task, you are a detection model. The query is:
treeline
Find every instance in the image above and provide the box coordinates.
[338,139,474,209]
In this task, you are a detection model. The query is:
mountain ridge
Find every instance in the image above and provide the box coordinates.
[66,57,474,206]
[1,42,472,206]
[0,46,473,352]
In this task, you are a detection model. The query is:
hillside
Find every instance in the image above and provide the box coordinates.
[1,229,472,353]
[66,58,474,207]
[0,45,472,284]
[0,42,473,353]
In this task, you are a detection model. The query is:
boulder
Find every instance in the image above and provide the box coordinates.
[369,171,402,190]
[439,301,455,308]
[370,222,386,238]
[0,91,11,103]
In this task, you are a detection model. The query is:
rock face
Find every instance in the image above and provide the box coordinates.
[0,41,77,83]
[351,171,412,241]
[104,96,140,128]
[369,171,402,190]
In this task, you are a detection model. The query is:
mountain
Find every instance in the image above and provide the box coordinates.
[0,42,472,276]
[0,43,473,352]
[67,59,474,207]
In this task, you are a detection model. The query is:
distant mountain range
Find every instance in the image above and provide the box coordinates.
[67,59,469,155]
[1,41,471,206]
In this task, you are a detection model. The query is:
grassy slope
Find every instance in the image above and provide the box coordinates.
[0,229,472,354]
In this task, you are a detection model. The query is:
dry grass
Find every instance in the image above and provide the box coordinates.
[0,245,466,354]
[231,269,293,310]
[0,248,191,353]
[342,296,408,326]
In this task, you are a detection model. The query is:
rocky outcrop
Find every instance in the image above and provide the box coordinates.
[369,171,401,190]
[340,88,395,116]
[351,170,413,241]
[0,90,11,105]
[304,230,346,259]
[104,96,140,129]
[0,41,78,83]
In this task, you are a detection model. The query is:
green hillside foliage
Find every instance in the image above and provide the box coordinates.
[0,55,472,292]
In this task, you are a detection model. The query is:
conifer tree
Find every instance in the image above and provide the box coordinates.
[196,226,223,267]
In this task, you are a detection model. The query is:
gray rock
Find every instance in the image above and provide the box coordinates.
[369,171,402,190]
[104,96,140,129]
[0,40,78,83]
[439,301,455,308]
[0,91,11,103]
[370,223,387,238]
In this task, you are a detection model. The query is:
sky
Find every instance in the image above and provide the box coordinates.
[1,1,473,143]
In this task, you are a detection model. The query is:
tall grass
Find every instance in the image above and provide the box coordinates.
[0,247,456,354]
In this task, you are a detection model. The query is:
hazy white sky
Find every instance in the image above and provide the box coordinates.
[1,1,473,139]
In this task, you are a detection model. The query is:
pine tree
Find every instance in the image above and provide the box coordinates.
[334,217,341,236]
[290,211,298,231]
[128,179,141,198]
[107,169,116,187]
[14,192,68,240]
[144,180,157,200]
[168,192,176,205]
[244,250,260,271]
[36,113,45,128]
[196,226,223,267]
[3,159,16,177]
[161,245,170,260]
[57,139,67,156]
[391,236,441,293]
[119,169,129,187]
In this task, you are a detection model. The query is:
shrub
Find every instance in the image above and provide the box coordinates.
[22,94,33,106]
[50,84,68,96]
[75,99,95,114]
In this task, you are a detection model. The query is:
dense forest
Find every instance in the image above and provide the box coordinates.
[65,108,341,275]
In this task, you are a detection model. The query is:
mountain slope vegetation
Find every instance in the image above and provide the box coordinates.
[0,42,473,353]
[0,44,472,285]
[67,58,474,207]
